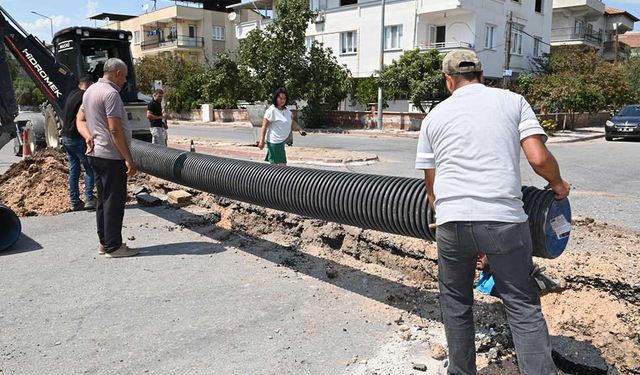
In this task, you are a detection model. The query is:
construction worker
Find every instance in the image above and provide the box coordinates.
[147,88,168,146]
[415,49,570,374]
[61,75,95,211]
[76,58,138,258]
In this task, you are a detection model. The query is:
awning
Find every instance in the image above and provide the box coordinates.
[226,0,274,11]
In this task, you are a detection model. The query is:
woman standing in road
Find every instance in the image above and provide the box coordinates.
[259,88,306,165]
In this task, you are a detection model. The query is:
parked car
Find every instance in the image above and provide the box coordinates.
[606,104,640,141]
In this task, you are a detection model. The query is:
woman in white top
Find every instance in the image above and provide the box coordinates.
[259,88,306,165]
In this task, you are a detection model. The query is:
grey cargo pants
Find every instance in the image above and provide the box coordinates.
[436,221,557,375]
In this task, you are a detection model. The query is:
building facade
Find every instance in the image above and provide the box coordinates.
[102,4,260,64]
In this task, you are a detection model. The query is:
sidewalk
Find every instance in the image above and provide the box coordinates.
[169,120,604,143]
[168,138,379,166]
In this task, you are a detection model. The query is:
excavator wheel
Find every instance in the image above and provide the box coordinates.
[43,103,63,149]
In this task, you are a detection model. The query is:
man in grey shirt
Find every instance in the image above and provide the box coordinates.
[77,58,138,258]
[415,50,570,374]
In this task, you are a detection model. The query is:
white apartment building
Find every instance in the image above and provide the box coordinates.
[231,0,553,81]
[551,1,638,61]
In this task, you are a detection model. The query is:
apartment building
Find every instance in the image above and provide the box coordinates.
[551,1,638,61]
[618,32,640,58]
[97,2,260,64]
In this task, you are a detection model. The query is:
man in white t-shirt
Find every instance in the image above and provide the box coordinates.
[415,50,570,374]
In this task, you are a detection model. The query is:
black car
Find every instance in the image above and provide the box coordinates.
[606,104,640,141]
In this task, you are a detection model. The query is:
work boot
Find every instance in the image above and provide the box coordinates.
[97,243,105,255]
[84,198,96,211]
[71,200,85,211]
[104,243,138,258]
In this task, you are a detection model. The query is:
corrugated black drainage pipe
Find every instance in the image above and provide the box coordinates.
[130,141,571,258]
[0,204,21,252]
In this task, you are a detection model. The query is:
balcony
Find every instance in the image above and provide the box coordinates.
[417,41,474,52]
[553,0,605,21]
[235,19,273,39]
[551,27,602,47]
[417,0,471,15]
[141,35,204,51]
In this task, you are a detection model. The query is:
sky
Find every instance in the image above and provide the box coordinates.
[2,0,640,42]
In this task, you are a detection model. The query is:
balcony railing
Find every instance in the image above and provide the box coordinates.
[235,19,273,39]
[141,35,204,50]
[417,41,474,51]
[551,27,602,45]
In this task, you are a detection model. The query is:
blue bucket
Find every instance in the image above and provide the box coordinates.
[0,204,21,252]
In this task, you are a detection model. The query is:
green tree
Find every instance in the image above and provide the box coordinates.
[13,76,45,106]
[350,76,390,109]
[528,46,632,128]
[378,49,447,113]
[202,53,241,109]
[238,0,314,102]
[622,57,640,102]
[135,55,203,95]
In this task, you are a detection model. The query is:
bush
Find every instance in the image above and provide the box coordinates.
[301,103,327,129]
[14,76,45,106]
[538,117,557,137]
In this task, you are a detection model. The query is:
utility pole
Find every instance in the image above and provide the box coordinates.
[503,11,513,88]
[614,22,619,63]
[376,0,386,130]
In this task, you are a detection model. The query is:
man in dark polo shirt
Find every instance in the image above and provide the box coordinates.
[147,89,167,145]
[61,75,95,211]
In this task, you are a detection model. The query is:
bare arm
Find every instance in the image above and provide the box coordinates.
[291,120,306,135]
[76,109,93,153]
[146,110,164,121]
[423,169,437,229]
[107,117,137,176]
[259,118,270,150]
[521,135,570,199]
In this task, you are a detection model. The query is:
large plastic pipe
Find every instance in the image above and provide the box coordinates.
[130,141,571,258]
[0,204,21,252]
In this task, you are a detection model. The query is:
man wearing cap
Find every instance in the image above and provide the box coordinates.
[61,75,95,211]
[415,50,570,374]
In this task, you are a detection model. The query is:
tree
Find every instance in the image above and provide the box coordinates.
[528,46,632,128]
[202,53,241,109]
[622,57,640,102]
[238,0,351,127]
[301,42,351,127]
[378,49,447,113]
[238,0,314,102]
[135,54,203,95]
[350,76,391,109]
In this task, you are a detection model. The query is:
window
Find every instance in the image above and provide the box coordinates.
[212,26,225,41]
[169,26,177,39]
[574,20,584,36]
[305,36,315,50]
[309,0,326,10]
[428,25,446,47]
[340,0,357,6]
[188,25,197,38]
[535,0,543,13]
[485,24,496,49]
[384,25,403,50]
[340,31,357,54]
[134,30,140,45]
[511,23,523,55]
[533,36,541,57]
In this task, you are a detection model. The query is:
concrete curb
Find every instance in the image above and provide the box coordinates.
[548,133,605,144]
[167,142,379,165]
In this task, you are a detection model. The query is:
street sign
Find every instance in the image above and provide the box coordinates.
[503,69,513,77]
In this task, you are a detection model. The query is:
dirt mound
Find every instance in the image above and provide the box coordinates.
[0,149,77,216]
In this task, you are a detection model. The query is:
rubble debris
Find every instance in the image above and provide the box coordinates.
[551,336,608,375]
[412,362,427,371]
[167,190,192,207]
[430,343,447,361]
[136,193,162,207]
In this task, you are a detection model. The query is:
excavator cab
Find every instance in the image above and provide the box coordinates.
[53,27,140,103]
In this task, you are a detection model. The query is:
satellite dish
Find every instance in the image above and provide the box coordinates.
[142,4,149,12]
[228,12,237,22]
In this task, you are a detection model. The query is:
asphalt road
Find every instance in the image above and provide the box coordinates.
[168,124,640,232]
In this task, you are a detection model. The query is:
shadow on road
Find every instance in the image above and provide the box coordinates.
[1,233,43,256]
[135,240,226,257]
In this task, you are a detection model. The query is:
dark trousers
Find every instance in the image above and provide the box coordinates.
[436,221,556,375]
[88,156,127,252]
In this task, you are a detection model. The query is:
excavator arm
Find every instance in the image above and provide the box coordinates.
[0,5,77,150]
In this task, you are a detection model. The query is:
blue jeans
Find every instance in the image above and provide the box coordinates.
[62,136,95,204]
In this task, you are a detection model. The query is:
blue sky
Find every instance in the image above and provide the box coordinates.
[2,0,640,42]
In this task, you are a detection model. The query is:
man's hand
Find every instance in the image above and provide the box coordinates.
[546,180,570,200]
[258,140,265,150]
[85,138,94,155]
[125,159,137,177]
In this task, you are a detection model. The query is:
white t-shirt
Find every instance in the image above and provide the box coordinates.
[415,83,547,225]
[264,105,292,144]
